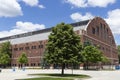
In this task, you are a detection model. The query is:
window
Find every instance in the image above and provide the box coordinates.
[39,41,42,44]
[92,27,95,34]
[12,64,16,66]
[25,64,29,66]
[33,63,36,66]
[96,26,99,35]
[38,45,43,48]
[31,63,33,66]
[27,64,29,66]
[102,47,104,50]
[19,47,23,51]
[38,63,40,66]
[100,23,102,28]
[14,48,18,51]
[107,28,108,33]
[31,63,36,66]
[31,46,36,49]
[26,43,29,45]
[25,46,29,50]
[104,24,106,29]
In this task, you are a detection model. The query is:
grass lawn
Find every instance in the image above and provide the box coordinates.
[21,74,90,80]
[22,77,73,80]
[30,74,90,78]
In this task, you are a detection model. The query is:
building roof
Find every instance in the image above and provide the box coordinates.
[0,20,90,41]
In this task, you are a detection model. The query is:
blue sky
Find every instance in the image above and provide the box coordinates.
[0,0,120,45]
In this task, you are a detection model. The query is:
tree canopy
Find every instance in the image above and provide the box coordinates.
[82,46,104,63]
[118,45,120,54]
[44,23,82,74]
[0,41,11,66]
[0,54,10,65]
[81,45,108,69]
[0,41,11,56]
[18,52,28,65]
[118,45,120,63]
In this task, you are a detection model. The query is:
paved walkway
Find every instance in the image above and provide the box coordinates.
[0,69,120,80]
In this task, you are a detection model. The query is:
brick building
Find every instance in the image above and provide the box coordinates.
[0,17,118,68]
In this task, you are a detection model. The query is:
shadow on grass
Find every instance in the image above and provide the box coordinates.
[29,73,90,78]
[17,77,73,80]
[16,74,90,80]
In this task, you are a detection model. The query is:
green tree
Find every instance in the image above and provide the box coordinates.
[0,54,10,65]
[81,45,107,70]
[0,41,11,56]
[0,41,11,67]
[118,45,120,63]
[18,52,28,68]
[44,23,82,75]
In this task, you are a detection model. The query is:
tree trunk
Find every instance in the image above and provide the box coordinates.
[61,63,65,75]
[86,62,89,70]
[72,63,73,74]
[83,63,86,70]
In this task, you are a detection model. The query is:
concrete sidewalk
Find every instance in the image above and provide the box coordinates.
[0,69,120,80]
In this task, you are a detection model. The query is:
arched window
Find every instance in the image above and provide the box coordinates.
[92,27,95,34]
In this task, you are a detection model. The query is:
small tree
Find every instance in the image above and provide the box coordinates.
[0,54,10,67]
[81,45,107,70]
[0,41,11,56]
[0,41,11,67]
[44,23,82,75]
[18,52,28,68]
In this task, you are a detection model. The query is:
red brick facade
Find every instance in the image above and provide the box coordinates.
[11,40,48,67]
[80,17,118,64]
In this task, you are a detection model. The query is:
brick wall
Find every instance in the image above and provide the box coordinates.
[82,17,118,64]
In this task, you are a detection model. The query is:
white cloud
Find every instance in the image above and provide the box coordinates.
[22,0,45,9]
[70,12,94,22]
[22,0,39,6]
[64,0,87,8]
[88,0,115,7]
[0,0,45,17]
[0,21,45,38]
[64,0,116,8]
[16,21,45,31]
[38,5,45,9]
[105,9,120,34]
[0,0,23,17]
